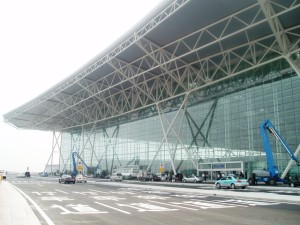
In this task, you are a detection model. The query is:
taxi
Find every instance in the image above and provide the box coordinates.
[215,175,249,189]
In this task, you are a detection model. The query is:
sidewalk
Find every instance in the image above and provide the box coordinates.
[0,181,41,225]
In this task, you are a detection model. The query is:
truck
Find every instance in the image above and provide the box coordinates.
[0,170,7,179]
[248,120,300,186]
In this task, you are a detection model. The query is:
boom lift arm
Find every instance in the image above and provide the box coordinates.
[260,120,300,178]
[72,152,89,175]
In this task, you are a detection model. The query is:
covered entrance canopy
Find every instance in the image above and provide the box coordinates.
[3,0,300,132]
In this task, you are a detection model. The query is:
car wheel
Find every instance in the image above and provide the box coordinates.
[183,179,187,183]
[193,179,197,183]
[248,178,255,185]
[216,183,221,189]
[269,179,276,186]
[231,183,236,189]
[241,186,246,189]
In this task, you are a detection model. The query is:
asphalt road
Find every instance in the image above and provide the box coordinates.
[8,176,300,225]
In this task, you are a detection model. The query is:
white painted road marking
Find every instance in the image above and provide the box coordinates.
[41,196,74,202]
[55,189,69,194]
[181,200,236,209]
[93,195,126,201]
[95,201,131,214]
[135,195,170,200]
[148,200,198,210]
[12,184,56,225]
[51,204,107,214]
[117,202,178,212]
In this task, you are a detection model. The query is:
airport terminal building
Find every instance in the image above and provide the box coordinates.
[3,0,300,180]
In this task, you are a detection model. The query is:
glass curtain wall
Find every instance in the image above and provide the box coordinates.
[60,73,300,177]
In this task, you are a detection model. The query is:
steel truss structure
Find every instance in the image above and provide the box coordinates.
[3,0,300,175]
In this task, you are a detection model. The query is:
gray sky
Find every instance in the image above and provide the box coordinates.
[0,0,162,172]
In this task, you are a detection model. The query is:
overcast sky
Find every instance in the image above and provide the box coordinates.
[0,0,163,173]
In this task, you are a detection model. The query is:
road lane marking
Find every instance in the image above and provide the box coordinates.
[135,195,170,200]
[182,201,236,209]
[73,191,99,196]
[93,196,126,201]
[55,189,69,194]
[209,199,248,207]
[170,194,207,199]
[88,189,108,193]
[51,204,107,214]
[12,184,56,225]
[41,196,74,202]
[95,201,131,214]
[148,200,198,210]
[218,199,280,206]
[117,203,178,212]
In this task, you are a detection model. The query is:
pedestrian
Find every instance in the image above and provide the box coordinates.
[239,171,244,178]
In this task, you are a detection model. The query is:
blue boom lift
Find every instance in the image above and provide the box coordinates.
[248,120,300,186]
[72,152,89,176]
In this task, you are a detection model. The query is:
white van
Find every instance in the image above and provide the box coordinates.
[110,173,122,181]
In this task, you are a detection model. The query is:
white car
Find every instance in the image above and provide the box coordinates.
[75,174,87,183]
[110,173,123,181]
[182,175,203,183]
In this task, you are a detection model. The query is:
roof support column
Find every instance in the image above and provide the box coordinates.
[80,123,98,169]
[96,126,120,174]
[146,93,198,174]
[44,131,62,174]
[145,101,184,174]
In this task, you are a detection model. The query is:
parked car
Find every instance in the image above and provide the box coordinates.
[215,176,249,189]
[182,175,203,183]
[110,173,123,181]
[59,174,75,184]
[289,175,300,187]
[143,174,161,182]
[75,174,87,183]
[16,173,25,178]
[156,173,167,181]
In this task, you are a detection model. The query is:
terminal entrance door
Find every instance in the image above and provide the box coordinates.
[198,161,244,181]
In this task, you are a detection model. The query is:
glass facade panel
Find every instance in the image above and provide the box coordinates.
[59,73,300,178]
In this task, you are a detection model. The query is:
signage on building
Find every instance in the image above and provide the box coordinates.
[212,163,225,169]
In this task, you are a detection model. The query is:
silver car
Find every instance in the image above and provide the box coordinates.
[182,175,203,183]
